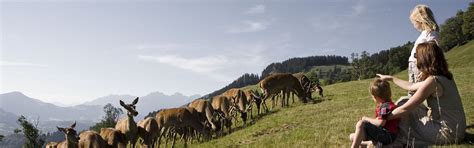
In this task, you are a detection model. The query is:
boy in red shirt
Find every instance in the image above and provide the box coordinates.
[350,78,399,148]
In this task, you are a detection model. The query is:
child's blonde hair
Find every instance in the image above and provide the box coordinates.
[370,78,391,101]
[410,4,439,32]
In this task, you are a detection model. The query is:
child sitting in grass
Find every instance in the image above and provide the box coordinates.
[350,78,399,148]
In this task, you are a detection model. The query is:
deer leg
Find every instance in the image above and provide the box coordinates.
[262,98,269,113]
[171,131,177,148]
[271,95,275,110]
[280,92,285,107]
[157,129,162,148]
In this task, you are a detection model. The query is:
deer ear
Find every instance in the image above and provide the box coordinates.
[57,127,65,133]
[119,100,126,107]
[71,121,76,128]
[132,97,139,105]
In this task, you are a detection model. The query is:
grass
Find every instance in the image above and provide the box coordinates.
[175,41,474,147]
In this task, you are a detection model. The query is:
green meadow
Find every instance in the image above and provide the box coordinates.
[185,41,474,147]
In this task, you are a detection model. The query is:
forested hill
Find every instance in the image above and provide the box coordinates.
[203,55,349,99]
[260,55,349,79]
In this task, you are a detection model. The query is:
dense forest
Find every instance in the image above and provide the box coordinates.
[260,55,349,79]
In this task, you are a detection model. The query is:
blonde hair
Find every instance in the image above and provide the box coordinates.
[370,78,391,101]
[410,4,439,32]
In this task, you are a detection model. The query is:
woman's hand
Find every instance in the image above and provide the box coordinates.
[376,74,393,81]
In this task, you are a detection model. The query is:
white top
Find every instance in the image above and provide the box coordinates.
[408,30,440,62]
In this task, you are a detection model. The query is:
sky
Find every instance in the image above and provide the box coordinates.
[0,0,471,106]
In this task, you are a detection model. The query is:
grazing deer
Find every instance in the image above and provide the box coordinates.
[78,131,106,148]
[55,122,79,148]
[188,99,217,131]
[222,88,249,125]
[115,97,139,148]
[243,89,258,118]
[211,95,238,136]
[247,90,263,115]
[99,128,126,148]
[155,107,211,148]
[259,73,310,112]
[290,73,314,103]
[137,117,159,148]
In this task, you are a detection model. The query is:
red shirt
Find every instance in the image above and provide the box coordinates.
[375,101,399,134]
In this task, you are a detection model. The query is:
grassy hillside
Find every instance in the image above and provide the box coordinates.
[188,41,474,147]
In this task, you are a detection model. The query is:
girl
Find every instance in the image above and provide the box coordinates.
[407,4,440,96]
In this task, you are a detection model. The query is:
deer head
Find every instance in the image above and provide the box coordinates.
[120,97,139,117]
[57,121,79,144]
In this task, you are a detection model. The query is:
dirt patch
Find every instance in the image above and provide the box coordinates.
[250,123,294,138]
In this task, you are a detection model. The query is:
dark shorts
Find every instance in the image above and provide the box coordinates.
[363,121,397,145]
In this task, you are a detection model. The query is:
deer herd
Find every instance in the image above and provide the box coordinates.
[45,73,324,148]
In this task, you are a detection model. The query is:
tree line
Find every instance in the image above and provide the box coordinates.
[439,2,474,51]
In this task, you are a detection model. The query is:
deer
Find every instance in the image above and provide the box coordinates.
[211,95,236,136]
[99,128,126,148]
[78,130,106,148]
[289,73,314,103]
[155,107,211,148]
[137,117,159,148]
[115,97,139,148]
[243,89,258,118]
[188,99,218,131]
[222,88,249,125]
[245,90,264,115]
[259,73,310,112]
[54,122,79,148]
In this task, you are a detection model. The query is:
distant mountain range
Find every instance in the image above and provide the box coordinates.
[0,91,200,135]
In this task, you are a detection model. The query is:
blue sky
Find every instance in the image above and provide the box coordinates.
[0,0,470,105]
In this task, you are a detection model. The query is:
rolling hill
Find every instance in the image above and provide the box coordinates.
[190,41,474,147]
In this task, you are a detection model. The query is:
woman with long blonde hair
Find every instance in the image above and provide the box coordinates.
[407,4,440,96]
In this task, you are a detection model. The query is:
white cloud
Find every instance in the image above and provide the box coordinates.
[0,61,48,67]
[137,54,233,81]
[352,0,366,16]
[138,54,228,73]
[136,43,187,51]
[227,20,268,33]
[245,4,266,14]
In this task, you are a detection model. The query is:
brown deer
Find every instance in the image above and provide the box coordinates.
[243,89,257,118]
[137,117,159,148]
[99,128,126,148]
[246,90,263,115]
[78,131,106,148]
[155,107,211,148]
[188,99,217,131]
[289,73,314,103]
[55,122,79,148]
[115,97,139,148]
[211,95,235,136]
[222,88,249,125]
[259,73,309,112]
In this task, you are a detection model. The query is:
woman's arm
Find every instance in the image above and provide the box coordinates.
[388,77,436,119]
[376,74,422,91]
